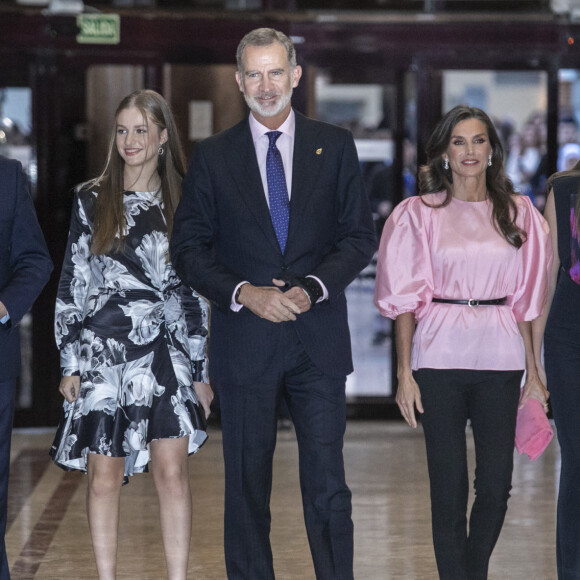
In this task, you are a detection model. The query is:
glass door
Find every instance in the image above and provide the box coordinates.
[312,69,417,400]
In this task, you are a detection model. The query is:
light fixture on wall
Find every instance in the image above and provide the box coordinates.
[551,0,580,16]
[44,0,85,13]
[15,0,50,5]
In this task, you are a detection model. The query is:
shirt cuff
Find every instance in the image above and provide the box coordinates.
[306,275,328,302]
[230,281,250,312]
[0,313,10,325]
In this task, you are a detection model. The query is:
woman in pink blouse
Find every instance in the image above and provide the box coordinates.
[374,105,552,580]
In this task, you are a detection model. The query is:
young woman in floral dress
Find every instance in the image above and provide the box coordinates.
[51,90,213,580]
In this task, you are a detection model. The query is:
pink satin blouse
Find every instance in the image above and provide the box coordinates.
[374,192,552,371]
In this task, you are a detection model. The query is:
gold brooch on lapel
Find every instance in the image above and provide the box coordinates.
[316,148,323,155]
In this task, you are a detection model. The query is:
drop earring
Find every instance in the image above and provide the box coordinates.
[444,158,449,170]
[488,154,492,167]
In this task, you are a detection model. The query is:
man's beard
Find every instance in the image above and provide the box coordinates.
[244,87,293,118]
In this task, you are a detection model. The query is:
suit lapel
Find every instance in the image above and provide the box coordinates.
[288,112,325,250]
[223,119,280,252]
[221,112,325,257]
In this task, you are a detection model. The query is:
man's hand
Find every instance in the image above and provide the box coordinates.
[0,301,7,319]
[238,283,301,322]
[272,279,311,313]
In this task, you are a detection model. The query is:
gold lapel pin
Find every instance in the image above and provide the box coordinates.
[316,148,323,155]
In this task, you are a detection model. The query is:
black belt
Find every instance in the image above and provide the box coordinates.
[432,297,507,307]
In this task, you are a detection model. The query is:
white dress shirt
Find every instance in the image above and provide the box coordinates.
[231,110,327,311]
[250,110,295,204]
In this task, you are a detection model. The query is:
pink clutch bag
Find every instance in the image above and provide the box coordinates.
[515,397,554,461]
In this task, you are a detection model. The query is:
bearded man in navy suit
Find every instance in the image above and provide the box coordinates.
[0,156,52,579]
[171,28,376,580]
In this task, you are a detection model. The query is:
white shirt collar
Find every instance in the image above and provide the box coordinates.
[249,109,296,144]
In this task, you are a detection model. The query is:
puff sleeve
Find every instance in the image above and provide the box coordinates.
[374,197,434,322]
[511,195,553,322]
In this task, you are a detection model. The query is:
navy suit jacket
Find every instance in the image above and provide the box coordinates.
[0,157,53,380]
[171,111,376,385]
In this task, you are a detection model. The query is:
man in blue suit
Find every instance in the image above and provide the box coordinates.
[171,28,375,579]
[0,156,52,579]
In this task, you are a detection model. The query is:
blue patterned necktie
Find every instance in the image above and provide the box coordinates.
[266,131,290,253]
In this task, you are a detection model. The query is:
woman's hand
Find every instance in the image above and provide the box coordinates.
[59,376,80,403]
[194,381,214,419]
[396,371,424,429]
[517,319,549,413]
[394,313,422,428]
[519,370,549,413]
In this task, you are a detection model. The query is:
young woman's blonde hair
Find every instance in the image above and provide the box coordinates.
[83,89,186,255]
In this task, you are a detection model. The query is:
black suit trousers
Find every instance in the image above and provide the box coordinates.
[219,323,354,580]
[0,379,15,580]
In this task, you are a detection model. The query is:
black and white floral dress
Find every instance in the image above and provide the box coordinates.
[50,187,209,478]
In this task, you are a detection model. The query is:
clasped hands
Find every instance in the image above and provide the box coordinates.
[238,278,311,323]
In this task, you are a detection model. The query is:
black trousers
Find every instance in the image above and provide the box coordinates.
[219,324,353,580]
[545,334,580,580]
[414,369,522,580]
[545,272,580,580]
[0,379,15,580]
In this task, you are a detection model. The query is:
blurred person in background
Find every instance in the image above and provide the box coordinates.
[506,120,542,199]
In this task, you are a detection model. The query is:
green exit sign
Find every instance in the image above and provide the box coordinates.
[77,14,120,45]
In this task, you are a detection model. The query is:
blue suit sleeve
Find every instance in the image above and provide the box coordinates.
[0,159,53,326]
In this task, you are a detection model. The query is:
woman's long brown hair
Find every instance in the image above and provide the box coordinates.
[418,105,527,248]
[83,89,186,255]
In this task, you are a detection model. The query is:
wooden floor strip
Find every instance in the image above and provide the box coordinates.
[7,449,51,530]
[11,472,81,578]
[4,424,560,579]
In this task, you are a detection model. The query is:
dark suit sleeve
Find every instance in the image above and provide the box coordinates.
[308,131,376,298]
[171,143,243,310]
[0,159,52,326]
